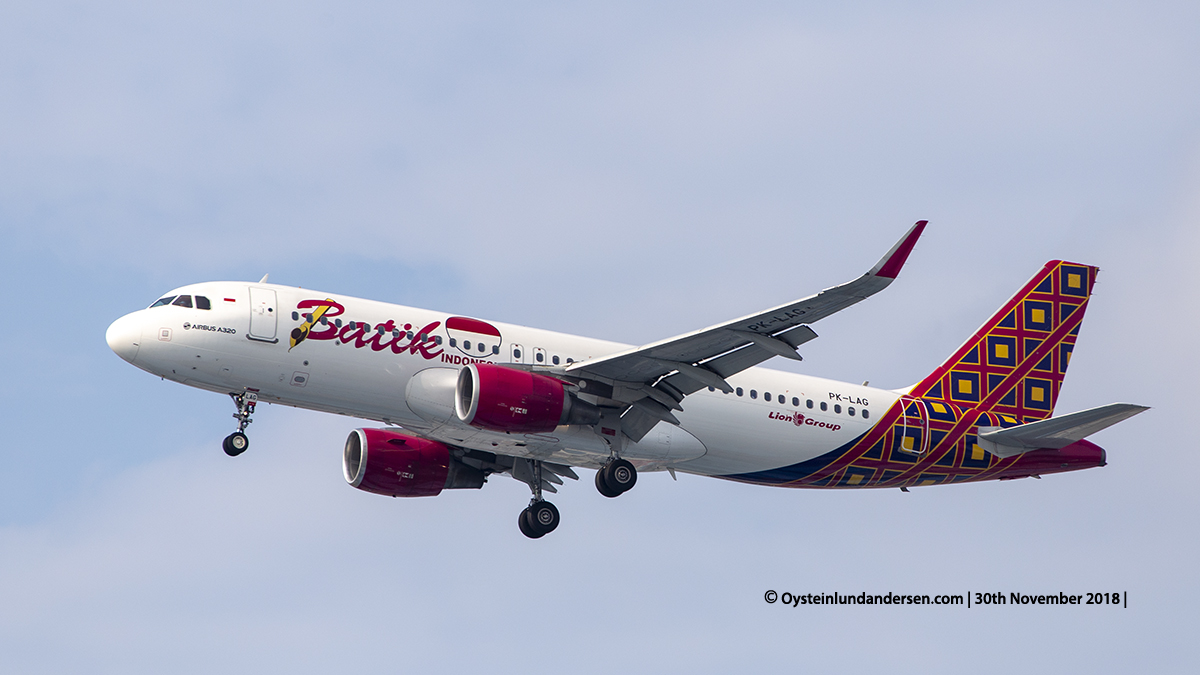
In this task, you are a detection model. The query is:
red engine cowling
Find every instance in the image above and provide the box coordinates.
[343,428,484,497]
[455,363,565,432]
[455,363,600,433]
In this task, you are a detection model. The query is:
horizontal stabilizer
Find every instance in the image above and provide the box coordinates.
[978,403,1149,458]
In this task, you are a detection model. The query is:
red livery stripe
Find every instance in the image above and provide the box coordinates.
[445,316,500,336]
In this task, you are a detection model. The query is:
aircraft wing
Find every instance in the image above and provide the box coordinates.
[977,403,1149,458]
[564,221,927,441]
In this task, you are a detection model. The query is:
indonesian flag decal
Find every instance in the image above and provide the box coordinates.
[446,316,503,357]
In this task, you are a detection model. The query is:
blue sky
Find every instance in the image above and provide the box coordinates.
[1,1,1198,672]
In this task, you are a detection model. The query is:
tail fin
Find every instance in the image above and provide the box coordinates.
[910,261,1098,422]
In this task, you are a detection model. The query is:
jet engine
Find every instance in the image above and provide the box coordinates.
[343,428,485,497]
[455,363,600,433]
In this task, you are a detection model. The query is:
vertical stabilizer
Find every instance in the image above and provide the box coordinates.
[910,261,1098,422]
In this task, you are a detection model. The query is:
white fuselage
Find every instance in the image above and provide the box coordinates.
[106,281,900,477]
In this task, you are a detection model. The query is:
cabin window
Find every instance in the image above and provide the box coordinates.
[820,402,828,411]
[536,352,544,362]
[792,397,799,407]
[750,390,757,399]
[513,349,521,359]
[834,404,842,414]
[862,409,870,420]
[491,345,499,354]
[807,399,814,409]
[195,296,211,310]
[708,386,715,392]
[292,311,299,320]
[172,295,193,308]
[566,357,573,363]
[478,343,485,353]
[463,340,471,350]
[736,387,743,397]
[449,338,456,347]
[848,407,855,417]
[335,319,342,328]
[434,336,443,345]
[150,296,176,308]
[552,355,560,365]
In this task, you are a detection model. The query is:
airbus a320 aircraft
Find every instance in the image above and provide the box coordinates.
[106,223,1146,538]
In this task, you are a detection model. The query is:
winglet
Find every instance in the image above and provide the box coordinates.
[869,220,927,279]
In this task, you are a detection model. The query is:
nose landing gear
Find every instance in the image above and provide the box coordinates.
[223,391,258,457]
[222,431,249,456]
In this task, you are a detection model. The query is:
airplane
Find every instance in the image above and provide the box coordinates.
[105,222,1147,538]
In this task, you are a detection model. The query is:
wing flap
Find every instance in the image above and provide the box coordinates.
[978,403,1149,458]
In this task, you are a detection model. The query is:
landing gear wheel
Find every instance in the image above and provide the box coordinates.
[224,391,258,457]
[528,500,560,534]
[223,432,249,457]
[603,458,637,493]
[595,466,622,498]
[518,508,544,539]
[518,501,560,538]
[518,461,561,539]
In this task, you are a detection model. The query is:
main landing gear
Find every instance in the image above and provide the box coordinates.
[595,458,637,498]
[519,500,560,539]
[222,391,258,457]
[518,460,561,539]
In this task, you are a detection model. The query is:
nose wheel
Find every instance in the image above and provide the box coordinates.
[223,432,249,456]
[595,458,637,497]
[224,391,258,457]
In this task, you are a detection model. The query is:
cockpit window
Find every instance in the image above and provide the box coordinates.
[172,295,193,308]
[195,296,211,310]
[150,296,177,308]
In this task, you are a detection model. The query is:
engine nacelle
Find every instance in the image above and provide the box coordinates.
[343,428,484,497]
[455,363,600,433]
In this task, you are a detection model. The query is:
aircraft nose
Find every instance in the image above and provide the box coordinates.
[106,313,142,364]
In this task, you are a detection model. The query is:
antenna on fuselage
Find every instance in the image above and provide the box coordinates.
[258,274,269,283]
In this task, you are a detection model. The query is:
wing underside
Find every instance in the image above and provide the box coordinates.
[558,221,927,442]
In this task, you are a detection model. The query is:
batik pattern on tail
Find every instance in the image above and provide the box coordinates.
[722,261,1102,489]
[910,260,1097,422]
